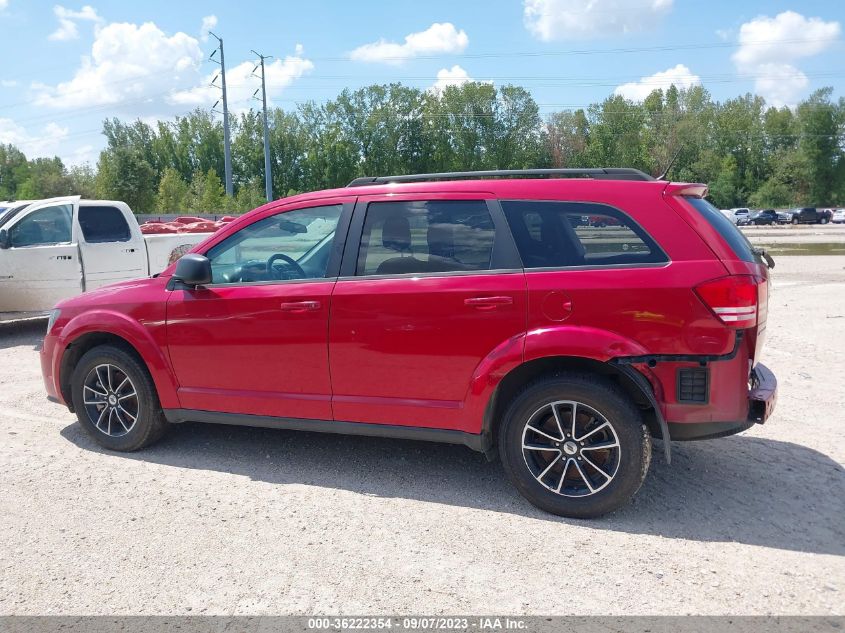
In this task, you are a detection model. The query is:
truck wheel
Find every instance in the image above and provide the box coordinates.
[820,217,829,225]
[70,345,168,452]
[792,217,799,225]
[498,374,651,519]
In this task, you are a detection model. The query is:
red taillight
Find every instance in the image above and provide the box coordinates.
[694,275,759,329]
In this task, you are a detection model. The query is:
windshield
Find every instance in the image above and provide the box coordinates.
[0,203,30,229]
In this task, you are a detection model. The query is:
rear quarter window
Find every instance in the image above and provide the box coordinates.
[501,200,667,269]
[684,197,758,264]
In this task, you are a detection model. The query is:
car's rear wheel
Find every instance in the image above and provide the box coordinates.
[498,374,651,518]
[70,345,168,451]
[820,217,829,224]
[792,216,799,225]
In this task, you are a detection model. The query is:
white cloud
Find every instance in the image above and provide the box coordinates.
[34,21,204,109]
[200,14,217,42]
[732,11,840,107]
[523,0,673,41]
[66,143,96,166]
[350,23,468,64]
[0,118,69,157]
[170,45,314,112]
[0,0,9,10]
[1,79,17,88]
[614,64,700,101]
[49,5,103,41]
[431,65,473,92]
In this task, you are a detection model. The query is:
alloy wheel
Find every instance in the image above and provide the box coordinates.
[521,400,621,497]
[82,364,139,437]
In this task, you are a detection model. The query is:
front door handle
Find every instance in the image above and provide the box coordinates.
[464,296,514,310]
[280,300,321,312]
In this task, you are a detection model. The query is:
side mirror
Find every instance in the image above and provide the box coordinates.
[0,229,9,250]
[171,254,212,288]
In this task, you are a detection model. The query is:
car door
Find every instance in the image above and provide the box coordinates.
[166,199,353,420]
[328,193,526,433]
[0,197,82,313]
[75,203,147,290]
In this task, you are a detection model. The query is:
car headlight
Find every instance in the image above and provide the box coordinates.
[46,309,61,333]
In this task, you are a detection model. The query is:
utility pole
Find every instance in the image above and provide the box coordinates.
[209,31,233,197]
[252,50,273,202]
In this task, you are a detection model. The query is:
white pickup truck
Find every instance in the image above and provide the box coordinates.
[0,196,212,320]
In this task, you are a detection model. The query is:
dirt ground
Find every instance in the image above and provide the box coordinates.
[0,255,843,616]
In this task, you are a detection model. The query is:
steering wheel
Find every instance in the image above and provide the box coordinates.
[266,253,306,280]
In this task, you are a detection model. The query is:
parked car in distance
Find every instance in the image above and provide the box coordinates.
[40,168,777,519]
[724,207,751,225]
[832,209,845,224]
[738,209,778,226]
[777,207,829,225]
[0,196,214,320]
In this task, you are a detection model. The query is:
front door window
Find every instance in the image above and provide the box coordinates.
[9,204,72,248]
[206,205,343,284]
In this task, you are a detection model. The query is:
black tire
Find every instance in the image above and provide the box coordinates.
[820,217,829,225]
[498,374,651,519]
[792,216,799,225]
[70,345,168,451]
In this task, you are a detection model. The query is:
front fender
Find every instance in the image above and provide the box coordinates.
[57,309,179,408]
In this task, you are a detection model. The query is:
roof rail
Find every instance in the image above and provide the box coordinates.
[347,168,655,187]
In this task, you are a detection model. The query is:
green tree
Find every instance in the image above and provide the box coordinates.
[187,169,226,212]
[67,164,97,198]
[546,109,589,168]
[233,179,267,213]
[155,167,190,212]
[16,157,72,199]
[95,147,156,212]
[794,88,844,205]
[0,144,30,199]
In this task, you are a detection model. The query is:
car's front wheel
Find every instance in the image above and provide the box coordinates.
[70,345,168,451]
[498,374,651,518]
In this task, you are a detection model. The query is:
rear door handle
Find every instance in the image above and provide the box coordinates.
[280,300,321,312]
[464,296,514,309]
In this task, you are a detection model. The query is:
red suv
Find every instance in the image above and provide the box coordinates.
[40,168,777,518]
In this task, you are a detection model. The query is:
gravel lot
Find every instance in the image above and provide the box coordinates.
[0,255,843,616]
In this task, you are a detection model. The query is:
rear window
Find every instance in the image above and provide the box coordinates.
[78,206,131,242]
[684,197,758,263]
[501,200,666,269]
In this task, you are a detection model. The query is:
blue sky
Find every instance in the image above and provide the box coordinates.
[0,0,842,166]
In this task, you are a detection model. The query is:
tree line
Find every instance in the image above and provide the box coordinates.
[1,82,843,213]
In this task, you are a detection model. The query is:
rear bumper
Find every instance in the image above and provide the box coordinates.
[668,363,777,441]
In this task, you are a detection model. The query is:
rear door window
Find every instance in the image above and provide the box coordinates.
[356,200,496,276]
[684,197,759,264]
[500,200,666,268]
[78,206,131,242]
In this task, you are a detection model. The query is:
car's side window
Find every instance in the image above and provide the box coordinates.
[356,200,496,276]
[206,204,343,284]
[501,200,667,268]
[8,204,73,248]
[78,206,131,243]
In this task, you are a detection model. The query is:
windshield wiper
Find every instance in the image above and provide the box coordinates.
[754,247,775,269]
